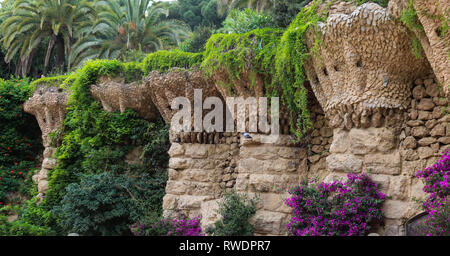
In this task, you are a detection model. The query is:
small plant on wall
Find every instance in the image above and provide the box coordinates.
[206,190,259,236]
[285,173,386,236]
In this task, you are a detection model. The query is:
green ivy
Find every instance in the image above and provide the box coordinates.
[0,78,43,206]
[29,75,70,94]
[206,190,259,236]
[40,60,170,233]
[142,50,204,75]
[271,0,328,139]
[202,1,328,139]
[202,27,283,84]
[400,0,426,59]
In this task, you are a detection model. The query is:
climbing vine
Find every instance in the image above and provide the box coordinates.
[400,0,425,59]
[271,0,328,139]
[39,60,170,235]
[142,50,204,75]
[201,0,331,139]
[201,28,283,85]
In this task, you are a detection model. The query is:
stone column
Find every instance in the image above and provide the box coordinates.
[163,133,240,228]
[302,2,447,235]
[24,85,68,199]
[235,134,307,236]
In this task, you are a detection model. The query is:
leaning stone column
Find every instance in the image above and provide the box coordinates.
[24,85,68,199]
[304,2,434,235]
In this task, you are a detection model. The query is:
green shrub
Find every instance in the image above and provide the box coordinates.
[29,75,69,93]
[180,26,213,53]
[0,78,43,205]
[219,8,276,34]
[0,215,55,236]
[55,172,141,236]
[267,0,310,28]
[206,190,259,236]
[131,216,203,236]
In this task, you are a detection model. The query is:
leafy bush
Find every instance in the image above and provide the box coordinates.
[0,216,55,236]
[285,173,386,236]
[16,198,62,234]
[0,78,42,206]
[131,216,203,236]
[267,0,310,28]
[42,59,169,210]
[168,0,224,30]
[206,190,259,236]
[180,26,213,53]
[219,8,276,34]
[55,172,141,236]
[415,150,449,236]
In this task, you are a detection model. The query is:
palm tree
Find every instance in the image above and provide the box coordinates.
[0,0,95,76]
[70,0,191,68]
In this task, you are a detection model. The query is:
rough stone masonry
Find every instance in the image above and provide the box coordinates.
[24,1,449,236]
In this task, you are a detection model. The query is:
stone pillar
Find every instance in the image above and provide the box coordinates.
[163,133,240,228]
[24,85,68,198]
[301,2,449,235]
[235,134,307,236]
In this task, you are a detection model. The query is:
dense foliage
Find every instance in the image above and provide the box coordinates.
[285,173,386,236]
[0,78,42,208]
[0,0,96,76]
[202,28,282,92]
[0,215,54,236]
[415,150,449,236]
[169,0,225,30]
[0,0,437,237]
[131,216,203,236]
[142,50,204,74]
[55,172,140,236]
[206,190,259,236]
[179,26,212,53]
[202,1,326,138]
[70,0,190,68]
[218,8,275,34]
[27,59,170,234]
[267,0,310,28]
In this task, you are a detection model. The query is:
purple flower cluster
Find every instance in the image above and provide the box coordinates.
[130,216,204,236]
[415,150,449,236]
[285,173,386,236]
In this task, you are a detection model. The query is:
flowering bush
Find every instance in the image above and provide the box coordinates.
[0,78,42,207]
[415,150,449,236]
[130,216,203,236]
[285,173,386,236]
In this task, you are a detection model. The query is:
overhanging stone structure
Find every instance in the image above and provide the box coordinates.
[23,0,449,236]
[23,85,68,199]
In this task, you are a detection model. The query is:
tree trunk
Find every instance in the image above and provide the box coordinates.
[67,39,72,70]
[55,34,65,71]
[44,34,56,74]
[15,60,21,77]
[25,49,36,76]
